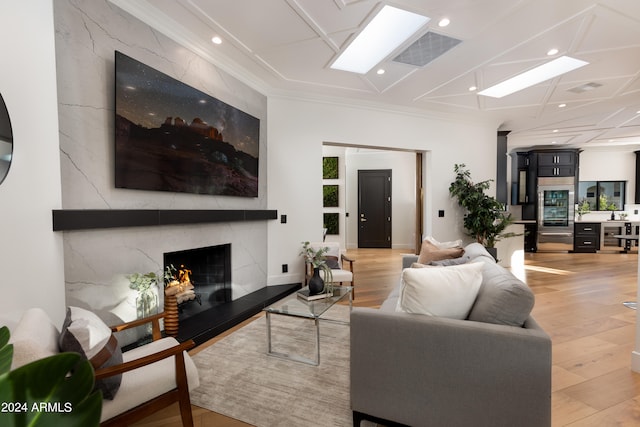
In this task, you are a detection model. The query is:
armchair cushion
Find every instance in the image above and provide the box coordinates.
[309,242,354,284]
[59,306,123,400]
[100,337,200,422]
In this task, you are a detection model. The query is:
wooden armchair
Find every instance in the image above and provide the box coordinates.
[8,308,199,427]
[305,242,356,298]
[97,312,198,426]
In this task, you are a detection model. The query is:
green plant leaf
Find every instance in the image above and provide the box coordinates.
[0,352,101,427]
[450,164,519,247]
[0,327,12,375]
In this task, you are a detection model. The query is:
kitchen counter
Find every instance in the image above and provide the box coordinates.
[575,220,638,253]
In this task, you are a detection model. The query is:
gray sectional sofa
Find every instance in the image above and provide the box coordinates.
[350,243,551,427]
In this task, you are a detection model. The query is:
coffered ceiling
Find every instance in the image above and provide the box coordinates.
[111,0,640,152]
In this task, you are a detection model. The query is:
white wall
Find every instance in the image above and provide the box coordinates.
[267,96,499,285]
[0,1,66,327]
[579,148,636,203]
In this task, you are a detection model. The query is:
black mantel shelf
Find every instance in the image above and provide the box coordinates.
[52,209,278,231]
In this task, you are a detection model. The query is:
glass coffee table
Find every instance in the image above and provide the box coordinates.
[263,286,352,365]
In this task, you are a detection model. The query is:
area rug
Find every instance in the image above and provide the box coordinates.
[190,304,356,426]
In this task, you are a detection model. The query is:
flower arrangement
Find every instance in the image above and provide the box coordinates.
[300,241,334,293]
[300,241,329,267]
[127,272,159,293]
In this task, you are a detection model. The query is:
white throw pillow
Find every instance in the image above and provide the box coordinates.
[396,262,483,319]
[424,235,463,249]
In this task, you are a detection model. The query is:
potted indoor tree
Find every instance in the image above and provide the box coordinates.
[449,164,519,259]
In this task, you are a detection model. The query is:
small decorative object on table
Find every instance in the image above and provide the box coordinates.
[297,287,333,301]
[300,241,334,296]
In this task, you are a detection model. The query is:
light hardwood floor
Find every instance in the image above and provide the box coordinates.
[133,248,640,427]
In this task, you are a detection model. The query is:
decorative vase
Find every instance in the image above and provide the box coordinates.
[164,293,179,337]
[308,267,325,295]
[136,291,158,319]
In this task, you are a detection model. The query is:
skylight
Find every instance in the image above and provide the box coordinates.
[330,5,430,74]
[478,56,589,98]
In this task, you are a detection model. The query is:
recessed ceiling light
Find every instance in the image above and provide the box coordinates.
[478,56,588,98]
[468,86,477,91]
[438,18,450,27]
[552,129,558,133]
[211,36,222,45]
[551,141,557,144]
[558,103,567,108]
[547,48,559,56]
[331,5,430,74]
[377,68,386,75]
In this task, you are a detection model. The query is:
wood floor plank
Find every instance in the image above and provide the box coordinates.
[561,367,640,412]
[564,396,640,426]
[131,249,640,427]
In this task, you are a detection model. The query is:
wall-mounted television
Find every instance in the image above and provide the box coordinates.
[114,51,260,197]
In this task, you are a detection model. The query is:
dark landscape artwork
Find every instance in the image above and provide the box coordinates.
[114,51,260,197]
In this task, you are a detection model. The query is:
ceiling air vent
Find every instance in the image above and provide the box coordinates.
[393,31,462,67]
[568,82,602,93]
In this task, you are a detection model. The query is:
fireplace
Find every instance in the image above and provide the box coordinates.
[160,243,300,346]
[164,244,232,321]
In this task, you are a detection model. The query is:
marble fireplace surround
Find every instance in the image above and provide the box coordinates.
[51,0,297,345]
[59,209,297,346]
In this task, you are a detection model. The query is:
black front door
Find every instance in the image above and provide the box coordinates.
[358,169,391,248]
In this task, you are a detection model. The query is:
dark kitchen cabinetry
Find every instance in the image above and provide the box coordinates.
[511,152,537,220]
[524,222,537,252]
[537,151,576,177]
[512,149,580,252]
[573,222,600,253]
[512,150,579,213]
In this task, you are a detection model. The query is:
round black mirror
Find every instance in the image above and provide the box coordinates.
[0,93,13,185]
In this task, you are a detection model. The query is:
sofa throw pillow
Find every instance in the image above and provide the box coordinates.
[424,235,463,249]
[467,261,535,327]
[325,255,341,269]
[429,256,468,267]
[417,239,465,265]
[58,306,123,400]
[410,262,435,268]
[396,262,483,319]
